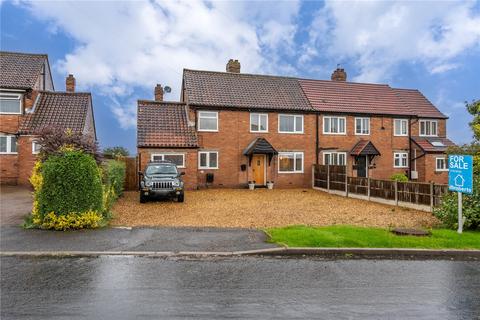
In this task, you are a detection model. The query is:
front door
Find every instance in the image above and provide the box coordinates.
[252,155,265,185]
[356,156,367,178]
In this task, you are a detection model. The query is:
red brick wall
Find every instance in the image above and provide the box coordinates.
[195,110,316,188]
[17,136,39,186]
[424,153,448,184]
[138,148,198,190]
[318,115,410,180]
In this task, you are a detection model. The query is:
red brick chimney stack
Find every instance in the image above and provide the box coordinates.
[331,67,347,81]
[226,59,241,73]
[154,84,163,102]
[66,74,76,92]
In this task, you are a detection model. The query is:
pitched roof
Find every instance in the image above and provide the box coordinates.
[393,88,447,119]
[412,137,456,153]
[350,140,381,156]
[243,137,278,156]
[137,101,198,148]
[19,92,91,134]
[183,69,312,111]
[0,51,48,89]
[299,79,410,116]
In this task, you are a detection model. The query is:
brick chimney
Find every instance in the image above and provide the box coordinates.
[226,59,240,73]
[66,74,75,92]
[154,84,163,102]
[331,67,347,81]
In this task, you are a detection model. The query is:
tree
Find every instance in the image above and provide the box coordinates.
[466,99,480,142]
[103,146,130,158]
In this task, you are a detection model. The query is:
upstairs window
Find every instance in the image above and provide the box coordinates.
[0,135,17,154]
[355,117,370,135]
[323,116,346,134]
[394,152,408,168]
[0,93,22,114]
[198,111,218,132]
[420,120,438,136]
[278,114,303,133]
[250,113,268,132]
[394,119,408,136]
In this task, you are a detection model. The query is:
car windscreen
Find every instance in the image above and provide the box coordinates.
[145,164,178,175]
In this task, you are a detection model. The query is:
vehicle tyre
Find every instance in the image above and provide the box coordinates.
[140,193,148,203]
[177,193,184,203]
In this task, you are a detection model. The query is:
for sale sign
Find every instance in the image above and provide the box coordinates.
[448,155,473,194]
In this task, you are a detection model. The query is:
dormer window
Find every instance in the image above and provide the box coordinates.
[0,93,22,114]
[420,120,438,137]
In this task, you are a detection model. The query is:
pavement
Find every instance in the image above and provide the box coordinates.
[2,256,480,319]
[0,185,32,226]
[0,226,277,253]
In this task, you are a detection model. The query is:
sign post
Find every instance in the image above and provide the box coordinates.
[448,155,473,234]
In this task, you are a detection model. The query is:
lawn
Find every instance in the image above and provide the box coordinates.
[267,225,480,249]
[111,189,438,228]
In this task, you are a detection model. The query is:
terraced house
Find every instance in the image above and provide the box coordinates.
[137,60,454,190]
[0,51,96,185]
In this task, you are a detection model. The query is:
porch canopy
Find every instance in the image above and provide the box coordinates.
[243,137,278,165]
[350,140,380,156]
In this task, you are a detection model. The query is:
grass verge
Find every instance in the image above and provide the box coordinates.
[267,225,480,250]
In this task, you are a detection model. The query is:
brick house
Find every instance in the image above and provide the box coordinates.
[0,51,96,185]
[137,60,454,189]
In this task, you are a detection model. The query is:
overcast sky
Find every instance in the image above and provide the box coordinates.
[1,0,479,152]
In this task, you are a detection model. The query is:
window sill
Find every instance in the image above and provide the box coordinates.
[278,171,304,174]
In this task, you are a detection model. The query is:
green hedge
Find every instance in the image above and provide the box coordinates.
[103,160,126,197]
[37,150,103,218]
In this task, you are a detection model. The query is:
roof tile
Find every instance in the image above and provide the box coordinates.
[0,51,47,89]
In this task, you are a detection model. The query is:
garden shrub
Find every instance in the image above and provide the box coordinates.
[40,210,103,231]
[103,160,126,198]
[390,173,408,182]
[37,150,103,220]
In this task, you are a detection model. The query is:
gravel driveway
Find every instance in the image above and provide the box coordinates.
[111,189,438,229]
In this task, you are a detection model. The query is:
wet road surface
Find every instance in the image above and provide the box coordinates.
[1,256,479,319]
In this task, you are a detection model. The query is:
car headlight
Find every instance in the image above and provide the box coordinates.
[145,181,153,187]
[172,179,180,187]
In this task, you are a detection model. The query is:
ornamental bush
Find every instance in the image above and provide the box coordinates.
[390,173,408,182]
[36,150,103,220]
[103,160,126,198]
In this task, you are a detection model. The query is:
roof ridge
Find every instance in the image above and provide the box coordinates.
[138,100,186,105]
[39,90,91,96]
[0,51,48,57]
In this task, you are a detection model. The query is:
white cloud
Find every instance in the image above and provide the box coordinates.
[19,0,300,128]
[305,1,480,82]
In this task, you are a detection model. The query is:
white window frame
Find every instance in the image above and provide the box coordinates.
[0,135,18,154]
[419,119,438,137]
[393,152,409,168]
[32,141,41,154]
[197,111,218,132]
[198,151,219,169]
[323,116,347,135]
[435,157,448,172]
[0,93,22,114]
[393,119,408,136]
[323,152,347,166]
[278,151,304,173]
[250,113,268,133]
[278,114,304,134]
[150,153,186,168]
[355,117,370,135]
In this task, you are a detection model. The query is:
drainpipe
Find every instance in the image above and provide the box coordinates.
[315,113,319,165]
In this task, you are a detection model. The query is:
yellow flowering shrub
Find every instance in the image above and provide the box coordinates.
[41,210,103,231]
[29,161,43,191]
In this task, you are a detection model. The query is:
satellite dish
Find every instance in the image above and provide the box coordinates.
[164,86,172,93]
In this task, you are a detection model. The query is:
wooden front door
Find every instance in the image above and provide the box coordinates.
[252,155,265,185]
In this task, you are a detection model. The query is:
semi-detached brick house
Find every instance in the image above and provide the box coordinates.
[137,60,455,190]
[0,51,96,185]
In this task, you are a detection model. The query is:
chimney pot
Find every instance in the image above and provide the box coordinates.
[66,74,75,92]
[331,67,347,81]
[154,84,164,102]
[226,59,241,73]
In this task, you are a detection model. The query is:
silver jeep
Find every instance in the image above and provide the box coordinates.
[139,160,185,203]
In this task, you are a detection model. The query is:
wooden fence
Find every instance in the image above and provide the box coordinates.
[123,156,138,191]
[312,164,449,212]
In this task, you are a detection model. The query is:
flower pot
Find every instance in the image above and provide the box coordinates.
[248,183,255,190]
[267,182,274,190]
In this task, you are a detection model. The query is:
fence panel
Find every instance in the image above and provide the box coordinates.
[329,165,346,191]
[313,164,328,189]
[348,176,368,195]
[369,179,396,200]
[124,156,138,191]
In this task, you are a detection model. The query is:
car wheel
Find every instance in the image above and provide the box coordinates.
[177,193,184,203]
[140,193,148,203]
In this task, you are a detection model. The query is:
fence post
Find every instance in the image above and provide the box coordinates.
[345,170,348,197]
[327,165,330,191]
[430,182,434,212]
[394,180,398,206]
[367,177,371,200]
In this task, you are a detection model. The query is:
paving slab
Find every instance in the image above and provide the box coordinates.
[0,226,277,253]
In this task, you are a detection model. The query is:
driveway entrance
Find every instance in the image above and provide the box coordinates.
[0,186,32,226]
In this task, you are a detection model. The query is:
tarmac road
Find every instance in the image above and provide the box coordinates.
[1,256,479,319]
